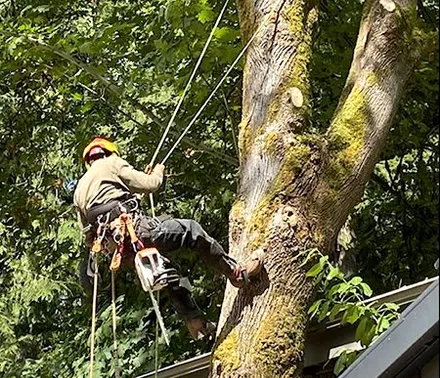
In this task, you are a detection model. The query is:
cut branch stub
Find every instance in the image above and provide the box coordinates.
[289,87,304,108]
[380,0,396,12]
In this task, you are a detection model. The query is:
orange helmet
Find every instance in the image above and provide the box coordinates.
[83,137,119,169]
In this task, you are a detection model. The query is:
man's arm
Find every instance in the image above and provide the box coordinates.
[115,156,164,194]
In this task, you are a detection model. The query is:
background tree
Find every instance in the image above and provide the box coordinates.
[0,0,437,377]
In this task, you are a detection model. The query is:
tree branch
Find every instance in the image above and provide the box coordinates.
[316,0,420,238]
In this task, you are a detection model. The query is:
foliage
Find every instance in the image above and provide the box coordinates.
[1,0,240,376]
[305,249,400,375]
[0,0,437,376]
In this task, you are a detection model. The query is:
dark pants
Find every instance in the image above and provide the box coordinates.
[137,216,237,321]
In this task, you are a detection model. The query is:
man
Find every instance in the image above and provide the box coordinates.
[74,137,263,339]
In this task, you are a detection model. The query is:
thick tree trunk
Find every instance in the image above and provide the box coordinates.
[210,1,418,377]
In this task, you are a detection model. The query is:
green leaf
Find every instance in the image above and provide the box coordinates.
[355,316,368,341]
[327,266,343,280]
[334,351,347,375]
[360,318,377,346]
[383,302,400,311]
[306,255,328,277]
[348,276,363,285]
[329,303,346,321]
[32,220,40,230]
[306,262,324,277]
[308,299,323,317]
[197,8,214,23]
[342,305,360,325]
[36,5,51,13]
[72,93,83,101]
[377,315,391,333]
[360,282,373,297]
[318,301,330,322]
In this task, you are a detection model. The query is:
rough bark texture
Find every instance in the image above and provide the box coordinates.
[210,1,418,377]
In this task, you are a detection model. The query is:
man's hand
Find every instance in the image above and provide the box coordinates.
[145,163,165,176]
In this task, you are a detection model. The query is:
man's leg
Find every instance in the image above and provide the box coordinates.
[149,218,239,278]
[165,278,215,339]
[136,216,217,338]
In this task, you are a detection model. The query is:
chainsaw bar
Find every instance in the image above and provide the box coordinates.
[148,290,170,346]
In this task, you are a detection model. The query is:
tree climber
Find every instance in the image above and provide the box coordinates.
[74,137,263,339]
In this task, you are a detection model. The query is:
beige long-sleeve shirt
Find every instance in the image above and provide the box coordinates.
[74,154,163,231]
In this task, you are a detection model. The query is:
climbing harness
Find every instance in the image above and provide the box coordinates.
[88,205,178,377]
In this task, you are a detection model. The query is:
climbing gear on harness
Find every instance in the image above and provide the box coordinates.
[88,206,177,359]
[87,197,138,225]
[83,137,119,169]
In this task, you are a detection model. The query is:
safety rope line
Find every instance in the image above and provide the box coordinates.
[149,0,230,167]
[160,29,260,165]
[149,193,156,218]
[111,271,121,378]
[154,291,160,378]
[89,254,99,378]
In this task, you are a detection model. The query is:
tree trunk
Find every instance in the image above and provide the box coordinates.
[210,0,419,377]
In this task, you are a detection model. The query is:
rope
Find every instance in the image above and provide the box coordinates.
[160,29,260,165]
[154,291,160,378]
[111,271,121,378]
[149,0,230,167]
[144,6,264,378]
[89,254,99,378]
[149,193,156,218]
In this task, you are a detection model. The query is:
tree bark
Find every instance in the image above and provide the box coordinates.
[210,0,418,377]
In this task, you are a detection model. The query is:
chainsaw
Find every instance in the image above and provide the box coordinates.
[134,247,179,345]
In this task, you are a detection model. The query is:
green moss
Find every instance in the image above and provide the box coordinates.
[253,300,307,377]
[247,195,278,249]
[366,71,378,86]
[213,329,240,372]
[262,131,284,156]
[277,143,312,188]
[326,85,367,188]
[238,116,252,161]
[264,98,283,126]
[282,3,318,111]
[230,200,244,220]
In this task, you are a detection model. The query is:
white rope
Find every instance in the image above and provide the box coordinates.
[149,0,230,166]
[154,291,160,378]
[89,254,99,378]
[111,271,121,378]
[160,30,259,165]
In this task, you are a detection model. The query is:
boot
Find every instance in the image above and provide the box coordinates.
[185,318,216,340]
[229,249,265,288]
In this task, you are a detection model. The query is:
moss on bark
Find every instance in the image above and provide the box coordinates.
[213,329,240,373]
[253,298,307,377]
[325,85,368,188]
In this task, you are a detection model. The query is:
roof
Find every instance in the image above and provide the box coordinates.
[136,276,439,378]
[339,278,439,378]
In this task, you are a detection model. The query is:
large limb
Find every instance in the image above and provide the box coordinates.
[315,0,419,246]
